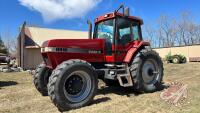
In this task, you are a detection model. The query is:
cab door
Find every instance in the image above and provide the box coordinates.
[115,18,141,62]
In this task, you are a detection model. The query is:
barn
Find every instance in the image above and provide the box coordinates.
[17,23,88,70]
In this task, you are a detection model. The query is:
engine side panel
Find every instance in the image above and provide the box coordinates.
[41,39,105,69]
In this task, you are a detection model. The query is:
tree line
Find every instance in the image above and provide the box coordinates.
[144,11,200,48]
[0,35,8,54]
[0,30,17,55]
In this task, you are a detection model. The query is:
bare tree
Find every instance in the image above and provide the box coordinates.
[177,11,194,45]
[144,11,200,48]
[157,15,178,47]
[194,25,200,43]
[187,23,196,44]
[1,29,17,54]
[169,19,178,46]
[157,28,163,47]
[144,25,156,47]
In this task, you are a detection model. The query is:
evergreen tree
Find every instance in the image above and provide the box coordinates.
[0,35,8,54]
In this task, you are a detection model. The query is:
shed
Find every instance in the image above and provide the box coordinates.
[17,23,88,70]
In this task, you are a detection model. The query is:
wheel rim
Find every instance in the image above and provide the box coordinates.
[142,59,159,84]
[63,70,92,103]
[173,58,178,63]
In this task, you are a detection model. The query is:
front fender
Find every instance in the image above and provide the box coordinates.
[123,41,150,63]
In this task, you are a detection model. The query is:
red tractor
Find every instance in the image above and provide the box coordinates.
[33,5,164,111]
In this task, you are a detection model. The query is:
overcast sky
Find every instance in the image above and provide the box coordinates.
[0,0,200,38]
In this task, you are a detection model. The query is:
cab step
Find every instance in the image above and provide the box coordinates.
[117,68,133,87]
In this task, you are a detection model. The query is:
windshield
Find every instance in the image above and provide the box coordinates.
[95,19,114,43]
[95,19,114,55]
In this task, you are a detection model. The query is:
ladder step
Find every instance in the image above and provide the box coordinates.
[117,74,133,87]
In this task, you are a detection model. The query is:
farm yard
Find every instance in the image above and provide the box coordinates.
[0,63,200,113]
[1,1,200,113]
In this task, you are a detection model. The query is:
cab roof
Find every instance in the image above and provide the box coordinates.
[95,12,143,25]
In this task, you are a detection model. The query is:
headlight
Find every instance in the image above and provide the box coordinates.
[41,47,56,52]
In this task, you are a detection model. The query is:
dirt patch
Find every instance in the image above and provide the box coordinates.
[0,63,200,113]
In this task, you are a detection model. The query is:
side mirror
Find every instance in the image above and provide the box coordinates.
[124,7,130,17]
[87,20,92,39]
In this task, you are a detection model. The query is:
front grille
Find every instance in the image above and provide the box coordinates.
[56,48,68,52]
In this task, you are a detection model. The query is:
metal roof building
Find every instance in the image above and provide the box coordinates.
[153,44,200,62]
[17,23,88,69]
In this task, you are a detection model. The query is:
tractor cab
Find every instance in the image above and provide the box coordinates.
[89,5,144,62]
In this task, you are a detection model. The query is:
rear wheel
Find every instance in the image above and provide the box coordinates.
[48,59,98,111]
[33,63,52,96]
[181,57,186,63]
[172,56,180,64]
[130,48,164,93]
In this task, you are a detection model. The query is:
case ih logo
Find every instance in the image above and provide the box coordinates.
[88,50,101,54]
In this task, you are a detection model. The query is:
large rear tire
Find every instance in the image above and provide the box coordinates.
[130,47,164,93]
[33,63,52,96]
[181,57,187,63]
[48,59,98,111]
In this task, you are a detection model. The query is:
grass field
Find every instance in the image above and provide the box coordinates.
[0,63,200,113]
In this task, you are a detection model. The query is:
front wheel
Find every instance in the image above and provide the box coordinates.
[33,63,52,96]
[48,59,98,111]
[130,48,164,93]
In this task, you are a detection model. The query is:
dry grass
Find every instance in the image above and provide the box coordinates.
[0,63,200,113]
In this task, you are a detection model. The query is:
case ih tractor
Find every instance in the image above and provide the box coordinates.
[33,5,164,111]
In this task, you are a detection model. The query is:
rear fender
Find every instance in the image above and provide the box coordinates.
[123,41,150,63]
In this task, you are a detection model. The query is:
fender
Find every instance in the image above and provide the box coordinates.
[123,41,150,63]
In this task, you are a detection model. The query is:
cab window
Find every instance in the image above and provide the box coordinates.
[117,18,131,45]
[117,18,140,45]
[132,23,140,40]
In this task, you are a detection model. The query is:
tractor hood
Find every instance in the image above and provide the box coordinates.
[41,39,105,53]
[41,39,105,68]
